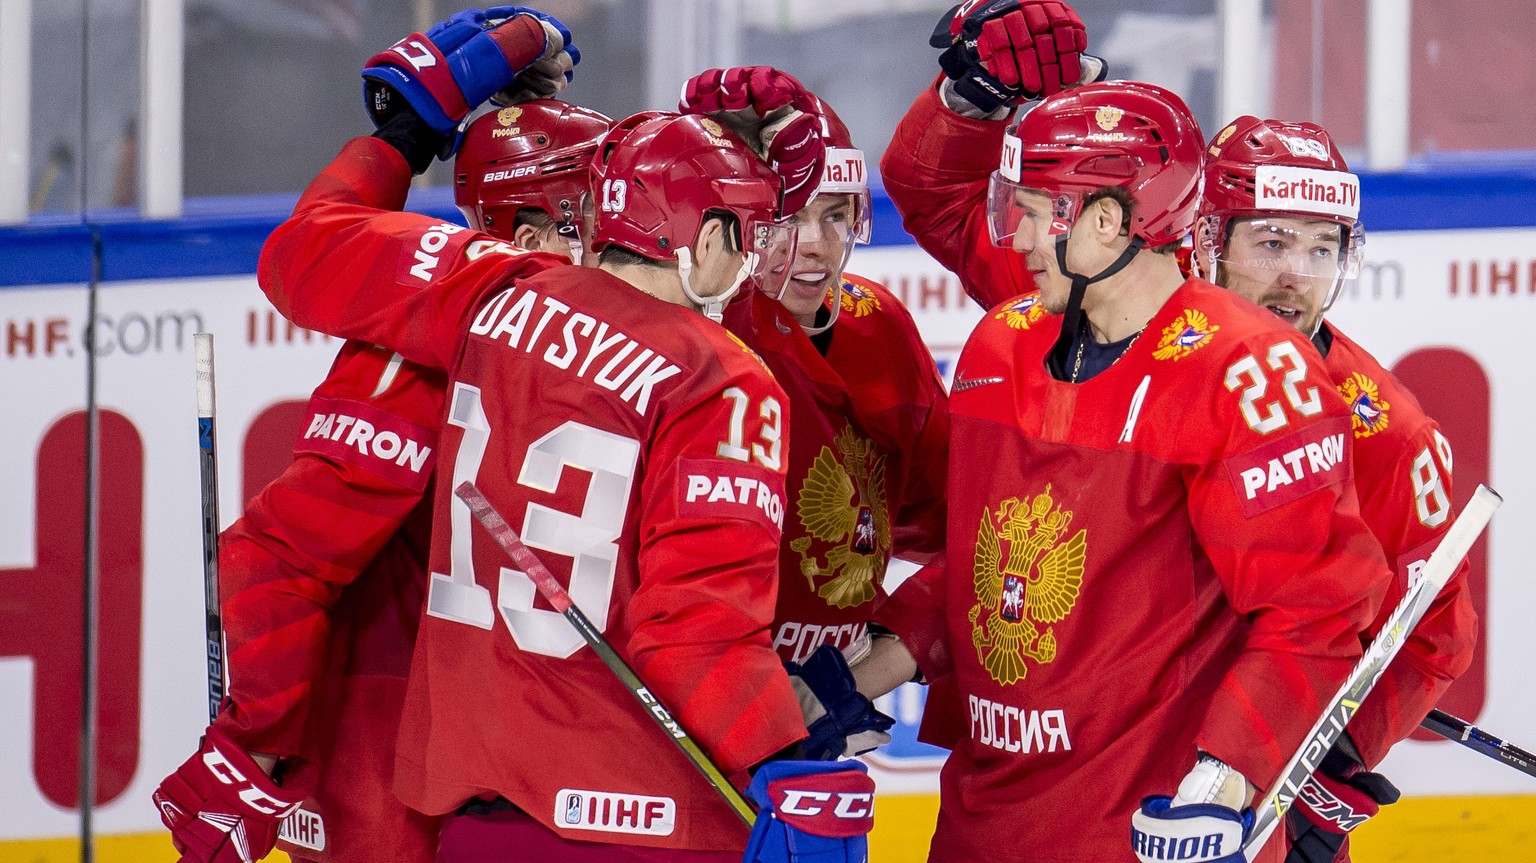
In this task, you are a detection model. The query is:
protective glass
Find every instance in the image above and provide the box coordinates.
[986,173,1080,249]
[1203,215,1365,312]
[789,192,865,275]
[744,217,801,300]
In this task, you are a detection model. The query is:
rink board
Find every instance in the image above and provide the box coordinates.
[2,219,1535,859]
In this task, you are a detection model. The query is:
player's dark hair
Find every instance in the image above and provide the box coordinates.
[1085,186,1180,255]
[511,207,555,232]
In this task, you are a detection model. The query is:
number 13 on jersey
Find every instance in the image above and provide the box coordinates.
[426,382,641,659]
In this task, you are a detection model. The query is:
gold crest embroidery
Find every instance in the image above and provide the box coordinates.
[723,330,771,373]
[969,486,1086,686]
[1152,309,1220,361]
[839,281,882,317]
[994,294,1045,330]
[789,426,890,609]
[1338,371,1391,438]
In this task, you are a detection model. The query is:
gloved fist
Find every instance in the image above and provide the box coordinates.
[744,760,875,863]
[362,6,579,136]
[931,0,1090,113]
[785,644,895,760]
[1285,746,1400,863]
[1131,755,1254,863]
[153,727,308,863]
[678,66,827,216]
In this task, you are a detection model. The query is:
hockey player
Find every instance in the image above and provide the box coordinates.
[867,5,1400,861]
[156,8,871,863]
[677,68,950,756]
[152,15,607,863]
[1198,116,1477,863]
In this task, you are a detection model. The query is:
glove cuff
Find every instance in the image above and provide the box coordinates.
[372,109,451,174]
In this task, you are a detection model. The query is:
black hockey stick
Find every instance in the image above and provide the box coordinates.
[1243,484,1502,859]
[195,333,225,723]
[454,481,757,825]
[1420,708,1536,779]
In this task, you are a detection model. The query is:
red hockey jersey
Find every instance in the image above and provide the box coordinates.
[723,277,948,663]
[880,79,1038,310]
[258,137,807,851]
[220,339,446,863]
[880,283,1394,863]
[1317,323,1477,768]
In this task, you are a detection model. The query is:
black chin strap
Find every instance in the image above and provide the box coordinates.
[1047,234,1146,380]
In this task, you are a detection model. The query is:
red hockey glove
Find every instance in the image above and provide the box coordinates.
[932,1,1089,112]
[1284,747,1400,863]
[744,760,875,863]
[153,727,308,863]
[679,66,827,217]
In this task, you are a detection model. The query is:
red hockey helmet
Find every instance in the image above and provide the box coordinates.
[590,112,798,319]
[454,100,614,258]
[986,81,1204,249]
[807,95,872,245]
[1197,116,1363,313]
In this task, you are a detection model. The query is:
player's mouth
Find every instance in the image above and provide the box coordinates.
[787,269,832,297]
[1265,302,1304,324]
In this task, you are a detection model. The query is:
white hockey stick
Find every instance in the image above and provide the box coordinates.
[1243,484,1502,859]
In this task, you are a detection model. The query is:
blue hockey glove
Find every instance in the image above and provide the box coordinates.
[784,644,895,760]
[1131,755,1254,863]
[362,6,579,136]
[744,760,874,863]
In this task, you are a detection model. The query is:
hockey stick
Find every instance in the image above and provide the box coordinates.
[1419,708,1536,779]
[195,333,225,724]
[1243,484,1502,859]
[453,481,757,825]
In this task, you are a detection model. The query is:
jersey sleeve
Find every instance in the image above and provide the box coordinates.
[213,341,446,756]
[873,557,951,684]
[1347,422,1477,768]
[623,365,807,775]
[879,78,1035,309]
[891,359,950,565]
[1184,331,1395,790]
[257,136,564,369]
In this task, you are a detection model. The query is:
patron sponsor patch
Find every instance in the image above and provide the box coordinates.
[398,221,469,284]
[296,395,437,491]
[1225,416,1351,517]
[676,457,785,533]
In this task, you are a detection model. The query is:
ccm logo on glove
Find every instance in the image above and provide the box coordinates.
[766,771,875,835]
[201,747,299,817]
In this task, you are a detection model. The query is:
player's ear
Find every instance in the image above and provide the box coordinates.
[1088,196,1125,245]
[513,222,547,253]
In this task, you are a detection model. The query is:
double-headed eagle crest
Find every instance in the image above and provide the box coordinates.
[1338,371,1391,438]
[969,485,1086,686]
[789,425,889,609]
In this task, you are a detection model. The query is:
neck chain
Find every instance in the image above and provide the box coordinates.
[1071,325,1144,383]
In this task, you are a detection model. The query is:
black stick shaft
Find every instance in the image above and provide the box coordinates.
[1420,708,1536,778]
[196,333,224,724]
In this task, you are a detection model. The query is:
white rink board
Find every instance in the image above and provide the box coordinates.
[1,229,1534,841]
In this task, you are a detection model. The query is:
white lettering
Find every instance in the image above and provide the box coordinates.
[968,695,1072,754]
